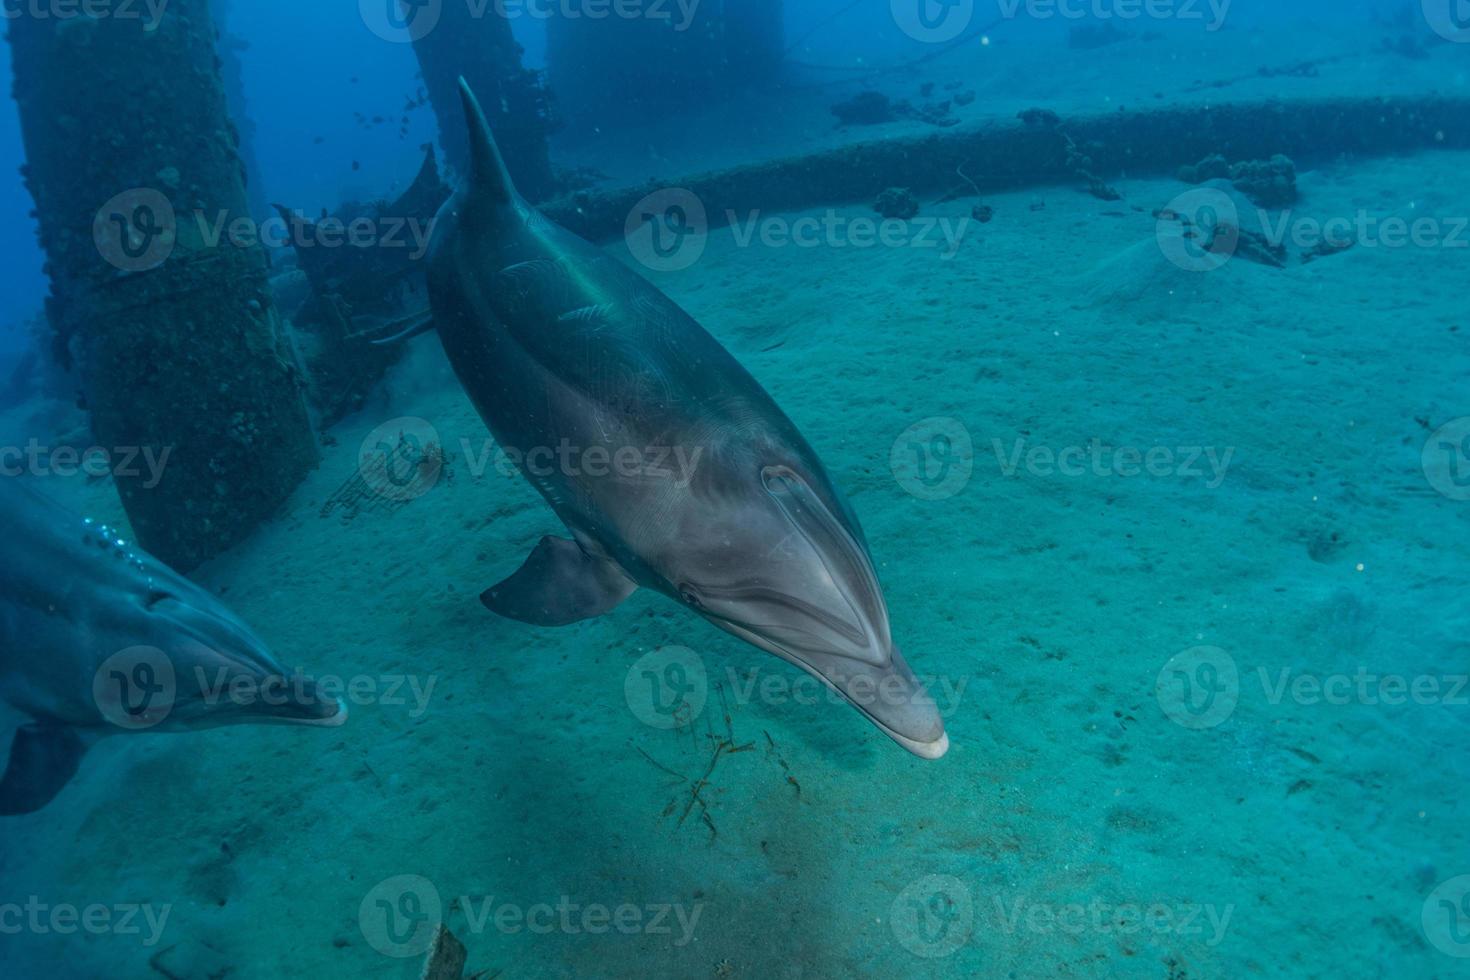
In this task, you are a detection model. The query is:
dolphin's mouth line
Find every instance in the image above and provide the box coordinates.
[709,617,947,757]
[697,584,867,647]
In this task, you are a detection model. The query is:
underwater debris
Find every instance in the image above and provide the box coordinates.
[1176,154,1232,185]
[831,89,958,128]
[1017,107,1062,128]
[320,434,451,520]
[1233,227,1290,268]
[274,145,449,426]
[832,90,896,126]
[972,204,995,223]
[638,683,799,840]
[1301,237,1356,264]
[1063,133,1121,201]
[421,924,468,980]
[553,164,611,195]
[873,187,919,220]
[1177,153,1298,208]
[1069,22,1129,50]
[1230,155,1298,208]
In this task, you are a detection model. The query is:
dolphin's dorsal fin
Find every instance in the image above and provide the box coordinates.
[458,78,517,206]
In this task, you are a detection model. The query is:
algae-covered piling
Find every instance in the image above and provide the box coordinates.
[411,2,556,201]
[8,1,318,569]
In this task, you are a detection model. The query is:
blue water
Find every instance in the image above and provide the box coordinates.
[1,2,1468,978]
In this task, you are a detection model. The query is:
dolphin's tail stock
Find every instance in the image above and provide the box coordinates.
[457,78,519,206]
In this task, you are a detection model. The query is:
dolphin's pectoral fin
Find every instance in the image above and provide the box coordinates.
[481,536,636,627]
[0,724,87,816]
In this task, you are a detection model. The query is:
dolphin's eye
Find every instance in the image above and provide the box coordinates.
[144,590,176,611]
[678,586,703,609]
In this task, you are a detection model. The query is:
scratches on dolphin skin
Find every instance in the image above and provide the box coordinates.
[494,258,570,315]
[557,303,615,325]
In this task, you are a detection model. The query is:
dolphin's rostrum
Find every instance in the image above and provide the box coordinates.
[0,479,347,816]
[423,80,949,759]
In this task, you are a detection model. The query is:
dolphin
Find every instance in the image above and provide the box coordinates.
[0,479,347,816]
[420,81,948,758]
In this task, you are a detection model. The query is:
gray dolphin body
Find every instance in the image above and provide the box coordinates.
[0,479,346,815]
[424,82,948,758]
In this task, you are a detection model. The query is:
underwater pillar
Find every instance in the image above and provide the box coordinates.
[212,0,272,224]
[411,4,556,201]
[8,0,319,570]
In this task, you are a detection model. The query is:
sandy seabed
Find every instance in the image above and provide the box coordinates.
[1,145,1468,979]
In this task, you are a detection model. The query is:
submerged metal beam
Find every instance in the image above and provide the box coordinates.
[546,95,1470,241]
